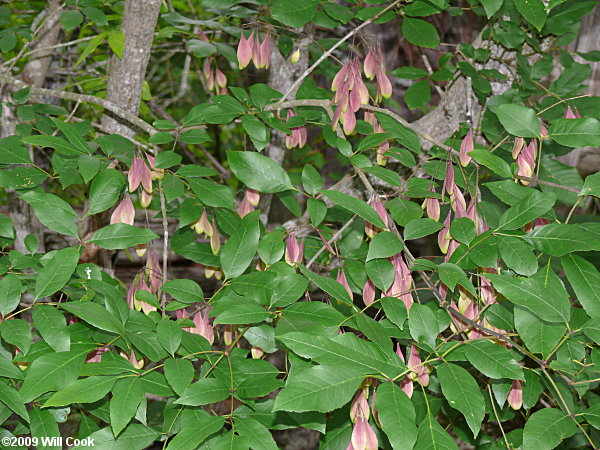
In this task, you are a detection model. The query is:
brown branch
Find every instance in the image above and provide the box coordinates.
[0,73,156,135]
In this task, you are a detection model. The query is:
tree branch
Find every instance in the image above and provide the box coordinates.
[0,73,156,135]
[279,0,402,102]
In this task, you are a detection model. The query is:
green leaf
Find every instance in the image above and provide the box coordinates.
[414,414,459,450]
[24,134,83,156]
[79,155,101,183]
[270,273,309,308]
[404,80,431,109]
[220,210,261,279]
[154,151,182,169]
[157,318,183,356]
[402,18,440,48]
[186,39,216,58]
[526,223,600,256]
[21,191,79,237]
[381,297,408,330]
[562,254,600,319]
[584,405,600,432]
[584,318,600,345]
[498,236,538,276]
[50,118,90,155]
[480,0,503,18]
[175,378,229,406]
[408,304,438,350]
[514,0,547,30]
[438,263,476,296]
[30,408,60,449]
[273,365,364,413]
[1,319,31,354]
[0,274,22,316]
[404,218,443,240]
[392,66,429,79]
[188,178,234,210]
[450,217,476,244]
[469,149,512,178]
[20,350,86,402]
[486,270,570,323]
[0,214,14,239]
[74,32,108,67]
[463,340,523,379]
[165,414,224,450]
[32,305,70,352]
[548,117,600,147]
[75,424,159,450]
[0,135,31,164]
[522,408,577,450]
[515,307,565,356]
[35,247,79,299]
[271,0,318,27]
[108,29,124,58]
[61,301,126,336]
[242,115,269,151]
[0,381,29,422]
[322,190,386,228]
[299,266,352,304]
[367,231,404,261]
[44,376,116,407]
[365,259,395,292]
[364,166,403,187]
[227,151,293,193]
[258,231,285,265]
[376,382,417,449]
[88,223,158,250]
[580,171,600,198]
[495,104,540,138]
[60,10,83,31]
[87,169,125,216]
[497,190,555,230]
[0,355,22,379]
[302,165,323,196]
[235,417,278,450]
[110,377,144,436]
[164,358,194,396]
[437,363,485,437]
[213,301,269,325]
[160,279,203,304]
[278,332,405,378]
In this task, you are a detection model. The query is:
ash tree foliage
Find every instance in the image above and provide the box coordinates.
[1,0,600,449]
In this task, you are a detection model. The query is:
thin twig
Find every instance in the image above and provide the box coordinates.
[159,178,169,314]
[280,0,402,102]
[306,215,357,269]
[488,384,511,449]
[0,73,156,134]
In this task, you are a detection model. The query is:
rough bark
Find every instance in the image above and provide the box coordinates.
[100,0,162,138]
[20,0,63,88]
[3,0,63,254]
[86,0,162,272]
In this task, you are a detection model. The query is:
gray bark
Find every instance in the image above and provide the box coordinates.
[84,0,162,272]
[3,0,63,254]
[100,0,162,138]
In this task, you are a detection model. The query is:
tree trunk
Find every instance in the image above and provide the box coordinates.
[84,0,162,273]
[100,0,162,138]
[4,0,63,254]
